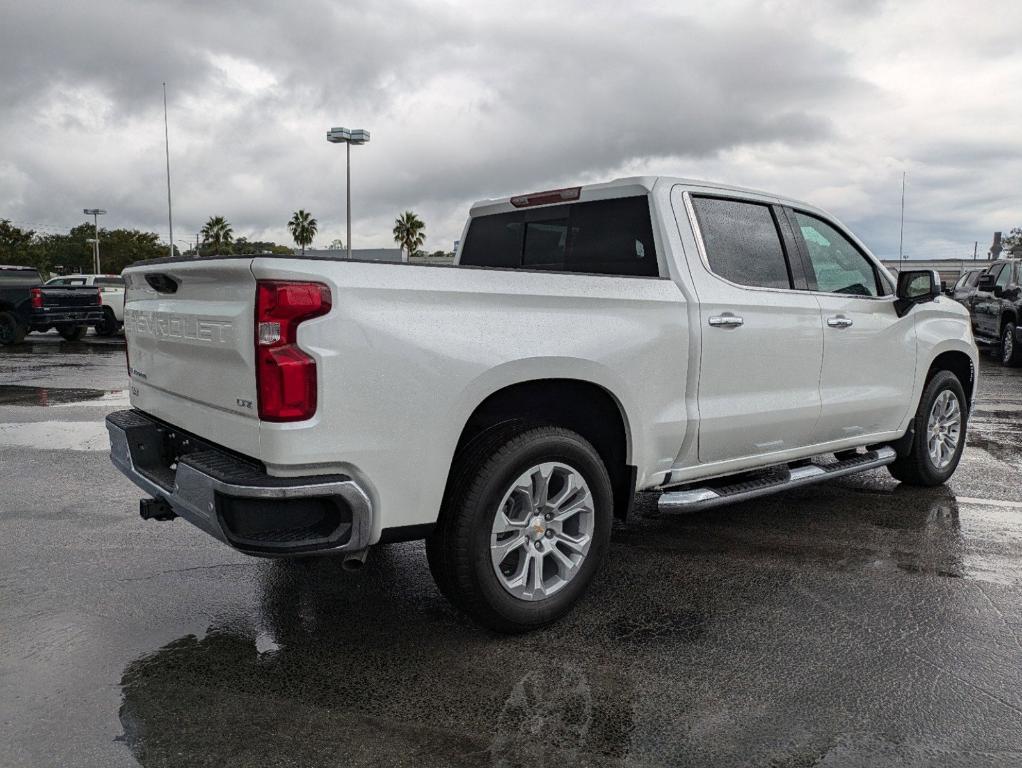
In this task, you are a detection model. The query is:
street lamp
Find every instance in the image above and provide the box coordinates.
[326,127,370,260]
[83,208,107,273]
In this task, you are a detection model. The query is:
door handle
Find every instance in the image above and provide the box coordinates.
[827,315,853,328]
[708,315,744,328]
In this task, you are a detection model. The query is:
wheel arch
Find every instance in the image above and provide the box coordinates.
[449,376,636,520]
[926,350,975,409]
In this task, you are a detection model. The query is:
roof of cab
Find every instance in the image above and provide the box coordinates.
[467,175,815,218]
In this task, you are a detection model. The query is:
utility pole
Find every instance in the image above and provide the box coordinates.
[163,82,174,259]
[83,208,107,272]
[974,241,978,261]
[898,171,906,269]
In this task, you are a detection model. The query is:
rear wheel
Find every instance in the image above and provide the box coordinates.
[888,370,967,486]
[1000,322,1022,366]
[427,424,613,633]
[94,307,119,337]
[58,325,86,342]
[0,311,27,345]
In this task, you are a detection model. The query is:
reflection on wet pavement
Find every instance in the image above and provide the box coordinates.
[5,340,1022,766]
[0,385,128,407]
[114,485,1022,767]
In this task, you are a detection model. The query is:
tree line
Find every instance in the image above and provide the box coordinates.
[0,209,443,275]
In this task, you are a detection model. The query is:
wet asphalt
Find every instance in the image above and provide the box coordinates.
[3,332,1022,767]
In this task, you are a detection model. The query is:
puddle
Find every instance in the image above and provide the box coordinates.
[0,385,128,407]
[0,421,110,451]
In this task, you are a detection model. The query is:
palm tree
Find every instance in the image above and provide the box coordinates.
[392,211,426,259]
[201,216,234,256]
[287,210,318,256]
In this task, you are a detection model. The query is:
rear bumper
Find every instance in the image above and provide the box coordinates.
[106,409,373,557]
[31,306,104,326]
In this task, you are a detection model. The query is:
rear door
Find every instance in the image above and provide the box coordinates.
[680,192,823,464]
[785,209,917,443]
[123,258,261,456]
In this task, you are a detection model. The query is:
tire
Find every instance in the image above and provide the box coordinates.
[0,311,27,345]
[94,307,119,337]
[1000,322,1022,367]
[888,370,967,486]
[427,424,613,633]
[58,325,86,342]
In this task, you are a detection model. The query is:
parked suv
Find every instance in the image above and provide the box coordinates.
[46,274,125,336]
[969,259,1022,365]
[107,176,978,632]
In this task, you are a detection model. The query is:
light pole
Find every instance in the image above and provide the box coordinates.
[83,208,107,273]
[326,127,370,260]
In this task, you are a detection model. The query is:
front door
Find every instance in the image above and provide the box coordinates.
[786,209,917,443]
[678,192,823,464]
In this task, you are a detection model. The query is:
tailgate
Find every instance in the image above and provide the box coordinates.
[43,286,101,307]
[123,259,260,457]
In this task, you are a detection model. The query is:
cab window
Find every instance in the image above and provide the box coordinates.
[793,212,884,297]
[691,197,793,289]
[996,263,1013,290]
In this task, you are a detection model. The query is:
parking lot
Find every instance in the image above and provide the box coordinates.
[2,332,1022,767]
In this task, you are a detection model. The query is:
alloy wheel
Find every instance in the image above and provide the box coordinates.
[490,462,595,601]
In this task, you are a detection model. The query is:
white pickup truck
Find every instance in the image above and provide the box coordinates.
[107,176,978,632]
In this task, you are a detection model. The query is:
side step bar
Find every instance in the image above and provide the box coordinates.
[658,446,897,513]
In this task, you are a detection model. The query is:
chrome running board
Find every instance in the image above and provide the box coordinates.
[658,446,897,513]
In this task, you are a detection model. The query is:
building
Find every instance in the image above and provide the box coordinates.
[880,258,996,286]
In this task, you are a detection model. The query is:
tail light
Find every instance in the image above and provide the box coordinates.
[255,281,331,422]
[30,287,43,308]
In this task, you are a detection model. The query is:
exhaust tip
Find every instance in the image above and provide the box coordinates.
[341,548,369,572]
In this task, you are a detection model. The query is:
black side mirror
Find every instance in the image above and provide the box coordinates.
[894,269,940,317]
[977,273,996,292]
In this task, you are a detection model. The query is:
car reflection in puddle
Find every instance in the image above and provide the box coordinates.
[115,483,1021,767]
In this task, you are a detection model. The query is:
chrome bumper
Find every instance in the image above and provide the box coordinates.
[106,409,373,556]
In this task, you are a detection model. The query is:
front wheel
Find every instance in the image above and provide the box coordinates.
[1000,322,1022,366]
[888,370,967,486]
[427,425,613,633]
[58,325,86,342]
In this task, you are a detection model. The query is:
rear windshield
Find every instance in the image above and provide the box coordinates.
[460,195,660,277]
[0,268,41,286]
[94,277,124,287]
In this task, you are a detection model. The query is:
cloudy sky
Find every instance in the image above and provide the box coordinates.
[1,0,1019,258]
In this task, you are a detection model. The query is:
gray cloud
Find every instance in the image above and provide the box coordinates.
[1,0,1019,257]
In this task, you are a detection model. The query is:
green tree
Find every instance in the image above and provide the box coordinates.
[1002,227,1022,255]
[201,216,234,255]
[287,210,318,256]
[327,238,345,251]
[233,237,293,255]
[392,211,426,259]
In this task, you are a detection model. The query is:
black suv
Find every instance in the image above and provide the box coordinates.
[970,259,1022,365]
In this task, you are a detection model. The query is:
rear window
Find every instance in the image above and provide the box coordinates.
[460,195,659,277]
[94,277,124,287]
[692,197,792,289]
[0,268,41,286]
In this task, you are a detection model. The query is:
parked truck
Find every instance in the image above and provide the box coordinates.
[106,176,978,632]
[0,265,104,344]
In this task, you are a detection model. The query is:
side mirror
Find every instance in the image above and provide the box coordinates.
[994,285,1004,298]
[894,269,940,317]
[977,273,996,292]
